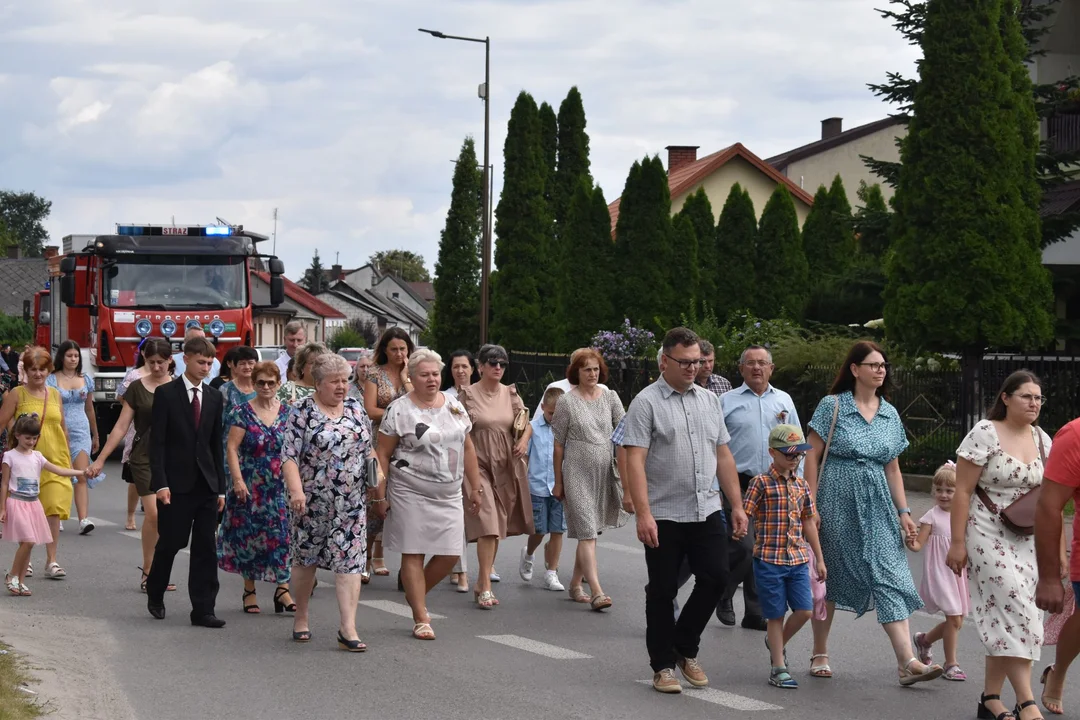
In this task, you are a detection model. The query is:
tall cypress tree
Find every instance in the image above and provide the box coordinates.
[536,100,559,338]
[491,91,552,350]
[804,175,856,279]
[714,184,758,322]
[677,188,716,313]
[672,215,700,317]
[558,180,617,348]
[554,87,591,229]
[431,136,483,355]
[538,101,558,198]
[615,156,675,331]
[886,0,1052,363]
[756,185,809,319]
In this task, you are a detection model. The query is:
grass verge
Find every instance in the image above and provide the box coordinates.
[0,642,45,719]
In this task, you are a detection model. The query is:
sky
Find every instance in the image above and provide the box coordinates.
[0,0,919,282]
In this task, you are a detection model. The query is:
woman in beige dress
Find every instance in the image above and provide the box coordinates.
[460,344,533,608]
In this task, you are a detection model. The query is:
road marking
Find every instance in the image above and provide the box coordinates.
[478,634,592,659]
[635,681,782,710]
[597,541,645,555]
[359,599,445,620]
[87,518,119,528]
[118,530,189,555]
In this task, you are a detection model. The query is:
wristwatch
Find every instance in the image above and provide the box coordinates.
[897,507,911,515]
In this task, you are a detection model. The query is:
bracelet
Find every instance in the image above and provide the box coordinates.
[369,498,387,504]
[897,507,911,515]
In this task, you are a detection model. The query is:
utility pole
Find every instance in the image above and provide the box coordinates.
[272,208,278,255]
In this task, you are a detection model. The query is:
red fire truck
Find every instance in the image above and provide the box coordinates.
[35,224,285,434]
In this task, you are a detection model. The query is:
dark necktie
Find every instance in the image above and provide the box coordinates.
[191,386,201,427]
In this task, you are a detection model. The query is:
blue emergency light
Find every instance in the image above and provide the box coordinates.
[116,225,234,237]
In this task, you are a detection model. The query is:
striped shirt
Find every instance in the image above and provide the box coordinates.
[620,376,730,523]
[743,466,816,566]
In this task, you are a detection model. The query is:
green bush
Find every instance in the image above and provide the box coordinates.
[328,328,365,352]
[0,315,33,345]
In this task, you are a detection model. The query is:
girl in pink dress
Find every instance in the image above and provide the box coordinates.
[1,415,85,596]
[908,462,971,681]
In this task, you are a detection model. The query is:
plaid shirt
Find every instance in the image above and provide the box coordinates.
[743,466,816,566]
[698,373,733,397]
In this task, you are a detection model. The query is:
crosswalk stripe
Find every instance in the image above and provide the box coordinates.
[88,518,119,528]
[634,681,782,710]
[478,634,592,659]
[118,530,189,555]
[597,541,645,555]
[359,599,445,620]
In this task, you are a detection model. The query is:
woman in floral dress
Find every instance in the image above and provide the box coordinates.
[948,370,1053,720]
[219,361,294,615]
[283,354,375,651]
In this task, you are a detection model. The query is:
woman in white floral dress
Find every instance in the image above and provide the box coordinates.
[949,371,1052,720]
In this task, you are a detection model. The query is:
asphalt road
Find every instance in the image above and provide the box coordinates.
[2,463,1077,720]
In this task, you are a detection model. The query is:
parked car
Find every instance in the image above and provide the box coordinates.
[337,347,366,371]
[255,346,283,363]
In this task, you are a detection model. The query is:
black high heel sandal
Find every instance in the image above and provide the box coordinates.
[978,694,1016,720]
[242,588,260,614]
[1014,700,1043,720]
[274,587,297,613]
[337,631,367,653]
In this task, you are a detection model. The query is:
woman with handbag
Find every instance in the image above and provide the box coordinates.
[551,348,630,611]
[804,341,940,686]
[459,344,533,608]
[948,370,1053,720]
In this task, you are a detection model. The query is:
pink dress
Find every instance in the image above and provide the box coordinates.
[918,504,970,616]
[1,449,54,545]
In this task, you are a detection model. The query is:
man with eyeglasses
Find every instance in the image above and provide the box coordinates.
[621,327,748,694]
[715,345,802,631]
[695,340,732,396]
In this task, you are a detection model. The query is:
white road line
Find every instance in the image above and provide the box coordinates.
[118,530,189,555]
[478,634,592,659]
[597,541,645,555]
[359,600,445,620]
[88,518,119,528]
[635,681,782,711]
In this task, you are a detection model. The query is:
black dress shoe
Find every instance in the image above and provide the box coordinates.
[191,614,226,629]
[147,598,165,620]
[741,614,768,631]
[716,599,736,626]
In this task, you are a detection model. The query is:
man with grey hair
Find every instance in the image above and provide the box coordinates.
[695,340,732,396]
[276,321,307,379]
[716,344,801,630]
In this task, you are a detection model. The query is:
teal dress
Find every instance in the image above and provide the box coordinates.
[808,391,921,624]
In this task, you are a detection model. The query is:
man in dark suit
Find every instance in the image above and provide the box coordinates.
[146,336,227,628]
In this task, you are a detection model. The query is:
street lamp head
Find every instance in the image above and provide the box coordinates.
[418,28,447,38]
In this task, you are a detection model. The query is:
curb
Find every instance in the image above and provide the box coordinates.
[903,474,934,494]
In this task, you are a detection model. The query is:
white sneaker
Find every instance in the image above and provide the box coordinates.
[58,521,64,533]
[490,569,501,582]
[543,570,564,591]
[79,518,95,535]
[519,549,534,582]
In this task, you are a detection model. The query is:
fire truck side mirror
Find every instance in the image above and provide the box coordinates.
[270,276,285,307]
[59,256,77,307]
[268,258,285,275]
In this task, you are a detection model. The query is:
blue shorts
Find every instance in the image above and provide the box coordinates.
[753,558,812,620]
[531,494,566,535]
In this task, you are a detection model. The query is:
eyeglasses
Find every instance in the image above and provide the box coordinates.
[1011,392,1047,405]
[254,379,278,388]
[857,362,890,372]
[741,360,773,368]
[486,360,509,369]
[664,354,705,370]
[782,452,806,461]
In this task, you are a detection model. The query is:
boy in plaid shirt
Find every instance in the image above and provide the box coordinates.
[743,424,826,689]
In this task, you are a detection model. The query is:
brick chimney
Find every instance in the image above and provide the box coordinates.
[821,117,843,140]
[6,246,19,259]
[331,263,344,281]
[44,246,59,259]
[665,145,700,174]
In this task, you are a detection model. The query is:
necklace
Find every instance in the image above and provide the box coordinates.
[317,400,344,419]
[413,392,440,410]
[62,369,78,379]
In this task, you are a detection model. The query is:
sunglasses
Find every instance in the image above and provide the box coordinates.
[486,360,509,369]
[254,379,278,388]
[780,452,806,461]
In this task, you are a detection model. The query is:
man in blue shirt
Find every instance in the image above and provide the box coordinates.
[717,345,801,630]
[519,386,566,592]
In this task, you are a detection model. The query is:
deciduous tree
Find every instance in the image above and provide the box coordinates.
[0,191,51,257]
[369,249,430,282]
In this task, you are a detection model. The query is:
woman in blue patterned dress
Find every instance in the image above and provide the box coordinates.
[218,361,294,614]
[803,341,943,686]
[218,346,258,474]
[283,354,375,651]
[48,341,99,534]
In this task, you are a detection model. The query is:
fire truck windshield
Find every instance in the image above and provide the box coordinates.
[103,255,247,309]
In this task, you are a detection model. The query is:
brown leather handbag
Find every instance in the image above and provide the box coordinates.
[974,429,1047,536]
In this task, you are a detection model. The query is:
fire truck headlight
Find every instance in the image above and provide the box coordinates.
[98,378,117,392]
[208,319,226,338]
[135,319,153,338]
[160,320,177,338]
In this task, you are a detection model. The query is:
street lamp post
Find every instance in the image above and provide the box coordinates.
[419,28,492,345]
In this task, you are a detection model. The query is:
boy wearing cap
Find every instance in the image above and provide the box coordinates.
[743,424,826,689]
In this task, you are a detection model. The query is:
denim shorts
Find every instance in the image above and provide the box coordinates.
[753,558,812,620]
[531,494,566,535]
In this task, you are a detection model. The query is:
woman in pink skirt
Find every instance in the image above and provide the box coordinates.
[1,414,85,596]
[907,462,970,681]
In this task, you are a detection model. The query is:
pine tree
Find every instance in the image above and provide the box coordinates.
[713,184,758,322]
[756,185,809,319]
[553,87,591,229]
[557,180,618,348]
[885,0,1053,361]
[676,188,716,313]
[431,137,483,355]
[491,91,552,350]
[854,181,891,260]
[614,156,675,331]
[300,250,327,294]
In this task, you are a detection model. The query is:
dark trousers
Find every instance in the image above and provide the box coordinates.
[720,473,761,618]
[644,510,729,672]
[146,491,220,617]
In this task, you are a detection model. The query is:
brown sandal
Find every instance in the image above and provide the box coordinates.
[590,594,612,611]
[568,585,590,603]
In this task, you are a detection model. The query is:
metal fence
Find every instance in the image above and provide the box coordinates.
[508,352,1080,475]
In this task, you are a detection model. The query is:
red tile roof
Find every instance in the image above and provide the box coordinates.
[253,271,346,319]
[608,142,816,232]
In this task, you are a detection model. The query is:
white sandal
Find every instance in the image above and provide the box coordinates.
[44,562,66,579]
[5,575,20,596]
[898,657,943,686]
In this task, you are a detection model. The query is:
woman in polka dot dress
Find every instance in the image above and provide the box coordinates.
[803,341,943,687]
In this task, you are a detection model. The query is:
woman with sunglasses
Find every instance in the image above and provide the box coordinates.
[460,344,532,608]
[802,341,940,686]
[218,361,294,615]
